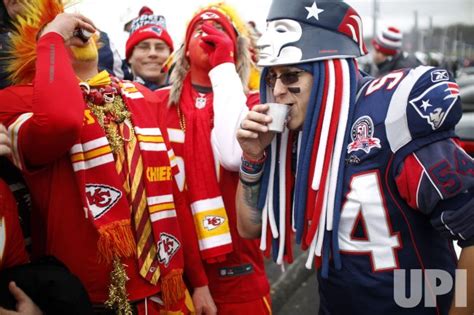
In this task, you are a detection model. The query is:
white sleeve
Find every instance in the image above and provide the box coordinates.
[209,63,249,171]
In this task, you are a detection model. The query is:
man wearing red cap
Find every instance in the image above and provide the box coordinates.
[125,8,174,91]
[155,5,271,315]
[371,26,421,77]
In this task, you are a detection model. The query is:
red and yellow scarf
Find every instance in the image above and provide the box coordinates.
[70,72,185,307]
[176,74,233,263]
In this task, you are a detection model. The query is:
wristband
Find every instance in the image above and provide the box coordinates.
[242,151,266,164]
[241,152,266,174]
[239,167,263,186]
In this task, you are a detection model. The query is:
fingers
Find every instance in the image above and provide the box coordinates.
[40,12,96,43]
[240,106,272,132]
[199,40,214,54]
[75,14,96,32]
[8,281,29,304]
[0,306,16,315]
[201,23,223,36]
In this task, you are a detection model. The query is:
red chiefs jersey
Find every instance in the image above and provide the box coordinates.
[0,179,29,270]
[157,87,270,304]
[0,33,204,303]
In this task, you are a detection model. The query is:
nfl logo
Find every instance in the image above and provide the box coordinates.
[195,96,207,109]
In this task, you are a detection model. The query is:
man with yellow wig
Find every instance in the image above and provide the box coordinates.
[0,1,208,314]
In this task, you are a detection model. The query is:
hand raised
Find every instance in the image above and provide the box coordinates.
[40,12,96,47]
[237,104,275,160]
[199,23,234,67]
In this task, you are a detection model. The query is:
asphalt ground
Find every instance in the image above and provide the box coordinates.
[265,248,320,314]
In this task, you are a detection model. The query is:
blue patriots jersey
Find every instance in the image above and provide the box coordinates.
[318,66,473,315]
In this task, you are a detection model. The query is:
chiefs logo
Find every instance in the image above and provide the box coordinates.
[157,233,180,267]
[203,215,225,231]
[200,12,220,20]
[85,184,122,219]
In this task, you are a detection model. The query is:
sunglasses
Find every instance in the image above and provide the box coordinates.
[264,70,306,88]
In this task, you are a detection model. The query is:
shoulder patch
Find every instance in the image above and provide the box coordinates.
[347,116,381,154]
[409,81,459,130]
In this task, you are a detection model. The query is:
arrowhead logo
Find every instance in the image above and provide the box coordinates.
[157,233,180,267]
[203,215,225,231]
[85,184,122,219]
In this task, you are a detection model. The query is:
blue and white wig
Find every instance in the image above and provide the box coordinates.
[257,58,360,278]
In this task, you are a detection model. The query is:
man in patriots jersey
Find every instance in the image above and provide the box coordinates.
[236,0,474,314]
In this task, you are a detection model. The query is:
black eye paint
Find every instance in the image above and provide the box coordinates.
[288,87,301,94]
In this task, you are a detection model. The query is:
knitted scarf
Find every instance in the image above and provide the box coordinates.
[176,74,233,263]
[70,72,185,306]
[258,59,358,277]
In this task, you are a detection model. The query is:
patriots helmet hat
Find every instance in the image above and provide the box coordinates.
[258,0,368,66]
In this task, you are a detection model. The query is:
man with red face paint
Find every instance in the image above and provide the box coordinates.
[0,1,202,313]
[155,4,271,315]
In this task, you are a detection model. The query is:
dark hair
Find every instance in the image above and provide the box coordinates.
[0,1,11,28]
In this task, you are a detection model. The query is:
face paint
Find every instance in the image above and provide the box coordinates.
[288,87,300,94]
[257,19,303,66]
[70,40,98,62]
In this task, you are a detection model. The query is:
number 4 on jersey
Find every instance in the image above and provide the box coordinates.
[338,171,401,271]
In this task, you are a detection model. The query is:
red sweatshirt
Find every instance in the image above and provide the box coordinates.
[0,33,206,303]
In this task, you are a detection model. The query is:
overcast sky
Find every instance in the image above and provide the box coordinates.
[67,0,474,57]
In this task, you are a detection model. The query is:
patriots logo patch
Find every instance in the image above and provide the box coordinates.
[347,116,381,154]
[409,81,459,130]
[203,215,225,231]
[431,70,449,83]
[150,26,163,36]
[157,233,180,267]
[85,184,122,219]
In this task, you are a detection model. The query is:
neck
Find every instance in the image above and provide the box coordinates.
[189,64,211,87]
[73,60,100,81]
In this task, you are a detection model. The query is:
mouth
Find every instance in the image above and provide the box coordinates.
[143,63,161,67]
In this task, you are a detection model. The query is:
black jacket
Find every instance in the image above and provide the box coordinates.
[375,51,422,77]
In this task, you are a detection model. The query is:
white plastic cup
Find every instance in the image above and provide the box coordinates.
[267,103,290,133]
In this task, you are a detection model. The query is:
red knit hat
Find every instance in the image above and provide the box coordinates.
[184,8,238,56]
[371,26,402,56]
[125,8,174,60]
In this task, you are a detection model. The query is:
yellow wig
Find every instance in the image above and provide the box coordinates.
[7,0,66,84]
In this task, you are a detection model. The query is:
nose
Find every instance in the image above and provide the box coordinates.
[272,77,288,99]
[148,47,158,56]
